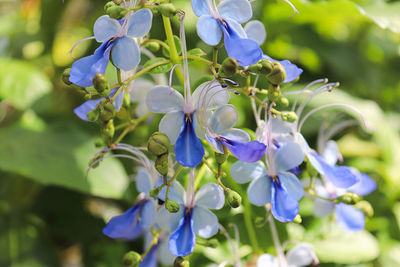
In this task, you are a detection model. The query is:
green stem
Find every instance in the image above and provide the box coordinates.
[117,68,122,85]
[268,216,288,267]
[113,113,152,144]
[166,165,184,199]
[212,47,218,67]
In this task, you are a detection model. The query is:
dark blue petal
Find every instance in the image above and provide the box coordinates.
[69,41,113,87]
[169,210,196,257]
[73,98,104,121]
[348,173,377,196]
[335,203,365,232]
[102,203,144,240]
[271,181,299,222]
[175,117,204,167]
[263,55,303,83]
[289,166,302,175]
[139,245,158,267]
[109,87,124,112]
[220,139,266,163]
[220,21,262,66]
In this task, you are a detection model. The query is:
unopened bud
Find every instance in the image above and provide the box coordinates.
[87,108,100,122]
[62,68,72,85]
[104,119,115,138]
[93,73,109,93]
[278,96,289,107]
[293,214,302,224]
[355,200,374,217]
[104,1,116,12]
[335,192,361,205]
[247,63,262,74]
[99,102,116,122]
[94,137,105,148]
[258,59,273,75]
[281,111,298,123]
[215,151,228,165]
[155,154,169,176]
[227,189,242,208]
[147,132,170,156]
[143,41,161,53]
[174,256,189,267]
[267,62,286,85]
[205,238,219,248]
[150,186,163,198]
[123,251,141,267]
[219,57,238,77]
[106,6,128,20]
[166,199,180,213]
[158,3,177,17]
[255,216,266,227]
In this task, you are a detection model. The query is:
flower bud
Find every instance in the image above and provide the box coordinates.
[104,1,116,12]
[165,199,180,213]
[87,108,100,122]
[103,119,115,138]
[106,6,128,20]
[255,216,266,228]
[247,63,262,74]
[155,154,169,176]
[147,132,170,156]
[267,62,286,85]
[62,68,72,85]
[205,238,219,248]
[335,192,361,205]
[122,251,141,267]
[281,111,298,123]
[219,57,238,77]
[174,257,189,267]
[93,73,109,93]
[227,189,241,208]
[99,102,116,122]
[94,137,105,148]
[158,3,177,17]
[278,96,289,107]
[293,214,302,224]
[150,186,163,198]
[258,59,273,75]
[355,200,374,217]
[143,41,161,53]
[215,151,228,165]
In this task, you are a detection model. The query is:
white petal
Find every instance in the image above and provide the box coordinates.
[278,172,303,201]
[196,15,222,46]
[159,111,185,144]
[192,81,230,110]
[127,8,153,38]
[93,15,121,42]
[195,183,225,210]
[323,140,340,166]
[274,142,305,173]
[270,117,294,134]
[287,243,318,267]
[155,206,184,233]
[157,236,175,265]
[191,0,210,17]
[193,110,207,139]
[247,176,271,206]
[210,105,237,134]
[130,79,154,103]
[220,128,250,142]
[140,200,156,228]
[257,254,279,267]
[218,0,253,24]
[112,37,140,71]
[192,206,219,238]
[230,161,266,184]
[135,168,153,194]
[146,86,184,113]
[244,20,266,45]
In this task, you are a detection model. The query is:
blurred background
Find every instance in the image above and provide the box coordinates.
[1,0,400,266]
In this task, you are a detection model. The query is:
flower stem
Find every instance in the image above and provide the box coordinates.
[268,216,288,267]
[212,47,218,67]
[113,112,152,144]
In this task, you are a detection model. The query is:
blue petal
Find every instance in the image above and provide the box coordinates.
[112,36,140,71]
[175,117,205,167]
[244,20,266,45]
[247,176,272,206]
[220,138,266,163]
[220,20,263,66]
[206,135,224,154]
[196,15,222,46]
[218,0,253,24]
[271,181,299,222]
[169,210,196,257]
[140,201,156,228]
[274,142,304,173]
[73,98,104,121]
[263,55,303,83]
[69,42,112,87]
[135,168,153,195]
[278,172,304,201]
[230,161,266,184]
[127,8,153,38]
[93,15,120,42]
[109,87,124,112]
[335,203,365,232]
[102,204,143,239]
[348,173,377,196]
[139,245,158,267]
[191,0,210,17]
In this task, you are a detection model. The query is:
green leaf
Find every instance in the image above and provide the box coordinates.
[359,2,400,34]
[144,58,173,74]
[162,35,181,58]
[0,123,128,199]
[187,48,206,57]
[0,59,51,110]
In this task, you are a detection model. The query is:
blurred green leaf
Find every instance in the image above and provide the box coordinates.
[144,57,173,74]
[359,2,400,34]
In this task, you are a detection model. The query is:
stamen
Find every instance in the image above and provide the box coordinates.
[168,64,185,95]
[282,0,299,17]
[186,168,196,208]
[317,119,359,153]
[68,36,96,60]
[222,78,239,87]
[178,10,192,106]
[292,78,327,112]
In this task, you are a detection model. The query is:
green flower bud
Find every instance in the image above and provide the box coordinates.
[281,111,298,123]
[215,151,228,165]
[335,192,361,205]
[103,119,115,138]
[143,41,161,53]
[219,57,238,77]
[93,73,109,93]
[94,136,105,148]
[123,251,141,267]
[227,189,242,208]
[267,62,286,85]
[104,1,116,12]
[106,6,128,20]
[355,200,374,217]
[155,154,169,176]
[87,108,100,122]
[165,199,180,213]
[247,63,262,74]
[174,257,189,267]
[278,96,289,107]
[258,59,273,75]
[123,92,130,108]
[147,132,170,156]
[99,102,116,122]
[254,216,266,228]
[293,214,302,224]
[150,186,163,198]
[62,68,72,85]
[205,238,219,248]
[158,3,177,17]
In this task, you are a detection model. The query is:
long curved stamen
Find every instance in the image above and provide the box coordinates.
[168,64,185,95]
[87,154,142,177]
[317,119,359,153]
[186,168,196,208]
[68,36,96,59]
[283,0,299,17]
[178,11,192,107]
[291,78,327,112]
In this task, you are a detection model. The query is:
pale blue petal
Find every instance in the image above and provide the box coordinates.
[196,15,222,46]
[155,206,184,233]
[230,161,266,184]
[112,36,140,71]
[271,182,299,222]
[244,20,266,45]
[322,140,340,166]
[169,211,196,257]
[159,111,185,144]
[135,168,153,194]
[191,0,210,17]
[247,176,272,206]
[130,79,154,116]
[225,18,247,38]
[221,139,266,162]
[109,87,124,112]
[175,118,204,167]
[192,206,219,238]
[335,203,365,232]
[257,254,279,267]
[194,183,225,210]
[140,200,156,228]
[274,142,305,173]
[218,0,252,24]
[146,86,184,113]
[286,243,317,267]
[102,204,142,239]
[262,55,303,83]
[348,173,376,196]
[278,172,304,201]
[127,8,153,38]
[210,105,237,134]
[314,198,335,217]
[158,236,175,266]
[158,181,186,204]
[270,117,293,134]
[73,98,103,121]
[206,135,224,153]
[220,128,250,142]
[193,110,207,139]
[93,15,121,42]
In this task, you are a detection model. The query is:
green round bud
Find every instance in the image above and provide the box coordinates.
[155,154,169,176]
[247,63,262,74]
[93,73,109,93]
[174,257,189,267]
[215,151,228,165]
[335,192,361,205]
[282,111,298,123]
[227,189,242,208]
[150,186,163,198]
[258,59,273,75]
[104,1,116,12]
[158,3,177,17]
[122,251,141,267]
[278,96,289,107]
[355,200,374,217]
[87,108,100,122]
[103,119,115,138]
[106,6,128,20]
[206,239,219,248]
[219,57,238,77]
[293,214,302,224]
[165,199,180,213]
[254,216,266,228]
[147,132,170,156]
[94,137,105,148]
[143,41,161,53]
[99,102,116,122]
[62,68,72,85]
[267,62,286,85]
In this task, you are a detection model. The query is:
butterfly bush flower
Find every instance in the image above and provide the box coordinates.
[156,180,224,256]
[192,0,262,66]
[69,8,153,87]
[244,20,303,83]
[202,104,266,162]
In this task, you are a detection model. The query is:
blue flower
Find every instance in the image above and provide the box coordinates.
[244,20,303,83]
[204,104,266,162]
[140,232,175,267]
[231,141,305,222]
[146,81,230,167]
[69,9,153,87]
[192,0,262,66]
[156,182,225,256]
